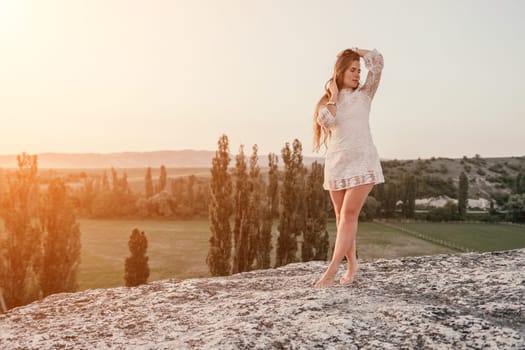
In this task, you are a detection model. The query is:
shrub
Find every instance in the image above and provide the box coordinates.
[124,228,150,287]
[425,202,460,221]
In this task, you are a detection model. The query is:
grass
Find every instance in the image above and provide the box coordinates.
[78,219,211,290]
[2,219,524,291]
[388,222,525,252]
[339,221,455,259]
[77,219,455,291]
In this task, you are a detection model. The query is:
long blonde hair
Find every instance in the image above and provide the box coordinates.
[313,49,360,152]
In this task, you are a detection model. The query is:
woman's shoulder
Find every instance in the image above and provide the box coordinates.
[319,95,329,104]
[317,95,331,110]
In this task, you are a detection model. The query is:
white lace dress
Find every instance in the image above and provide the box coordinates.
[317,49,385,191]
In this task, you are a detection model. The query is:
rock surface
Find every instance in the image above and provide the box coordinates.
[0,249,524,349]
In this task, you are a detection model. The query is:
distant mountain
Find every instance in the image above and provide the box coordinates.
[0,151,325,169]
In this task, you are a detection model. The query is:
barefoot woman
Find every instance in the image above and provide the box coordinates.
[313,47,385,288]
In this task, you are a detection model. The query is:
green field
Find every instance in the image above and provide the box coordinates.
[339,221,454,259]
[77,219,454,290]
[2,219,524,291]
[387,222,525,252]
[77,219,212,290]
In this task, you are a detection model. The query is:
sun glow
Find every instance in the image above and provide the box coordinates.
[0,0,29,35]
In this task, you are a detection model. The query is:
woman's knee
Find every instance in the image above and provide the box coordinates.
[340,185,372,222]
[340,207,361,222]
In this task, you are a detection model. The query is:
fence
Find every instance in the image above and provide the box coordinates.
[375,220,474,253]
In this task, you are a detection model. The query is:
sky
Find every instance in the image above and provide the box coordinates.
[0,0,524,159]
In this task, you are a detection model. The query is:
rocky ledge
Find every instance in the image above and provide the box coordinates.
[0,249,524,349]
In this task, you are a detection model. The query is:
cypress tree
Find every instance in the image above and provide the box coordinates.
[246,144,263,271]
[206,134,233,276]
[373,183,385,217]
[101,170,110,191]
[124,228,150,287]
[171,177,184,203]
[458,172,468,219]
[384,183,398,218]
[403,174,416,219]
[111,167,129,196]
[275,139,304,267]
[257,153,278,269]
[111,167,119,193]
[145,167,154,198]
[231,145,250,274]
[302,161,329,261]
[267,153,279,218]
[0,153,42,309]
[90,172,111,218]
[159,165,167,193]
[122,172,129,193]
[40,178,81,297]
[276,142,294,267]
[110,168,133,217]
[295,147,307,255]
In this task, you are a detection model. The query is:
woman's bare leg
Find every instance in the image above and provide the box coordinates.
[340,185,373,284]
[314,183,374,288]
[340,222,359,285]
[331,198,359,284]
[337,216,358,282]
[313,189,345,288]
[331,195,357,280]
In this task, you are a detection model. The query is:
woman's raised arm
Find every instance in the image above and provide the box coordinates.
[356,48,384,99]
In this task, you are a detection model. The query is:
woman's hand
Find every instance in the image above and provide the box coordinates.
[328,75,339,101]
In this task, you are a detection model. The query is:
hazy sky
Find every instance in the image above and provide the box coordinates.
[1,0,524,159]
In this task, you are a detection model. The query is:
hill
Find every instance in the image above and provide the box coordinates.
[0,249,523,349]
[1,152,523,205]
[0,150,325,169]
[381,155,525,201]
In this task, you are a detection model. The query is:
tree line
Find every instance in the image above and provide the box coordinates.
[3,152,520,223]
[378,169,525,222]
[0,147,522,307]
[0,154,80,309]
[68,167,209,219]
[372,171,470,222]
[206,135,329,276]
[0,154,151,311]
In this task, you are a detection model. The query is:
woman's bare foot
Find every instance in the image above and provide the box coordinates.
[314,268,337,288]
[339,260,358,285]
[339,270,355,285]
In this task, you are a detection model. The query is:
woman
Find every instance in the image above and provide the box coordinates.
[313,47,385,288]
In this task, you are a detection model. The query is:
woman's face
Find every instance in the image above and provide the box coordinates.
[342,60,361,89]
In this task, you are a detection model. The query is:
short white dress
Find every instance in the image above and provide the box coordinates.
[317,49,385,191]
